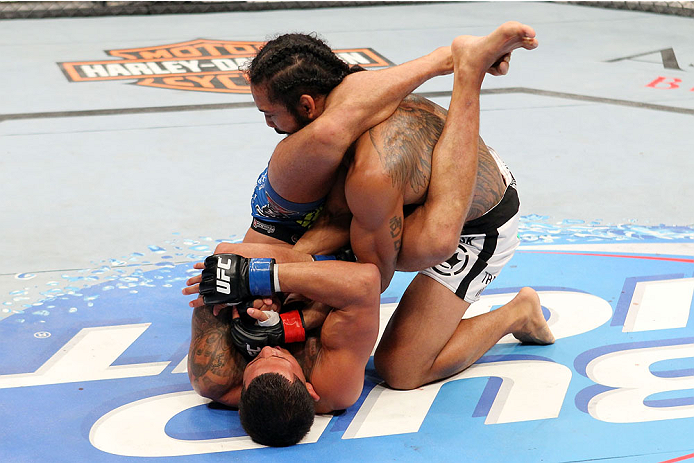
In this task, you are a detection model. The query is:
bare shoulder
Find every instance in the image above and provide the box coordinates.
[355,95,446,198]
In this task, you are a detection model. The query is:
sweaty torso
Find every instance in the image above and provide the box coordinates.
[352,94,507,221]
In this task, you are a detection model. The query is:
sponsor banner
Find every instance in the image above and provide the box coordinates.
[58,39,394,93]
[1,224,693,462]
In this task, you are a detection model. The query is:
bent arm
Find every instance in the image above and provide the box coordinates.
[188,305,245,407]
[395,42,495,270]
[345,163,404,292]
[318,46,453,147]
[395,24,540,270]
[395,138,484,272]
[269,47,453,200]
[274,260,381,412]
[396,140,507,271]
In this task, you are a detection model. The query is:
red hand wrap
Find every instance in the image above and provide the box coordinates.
[280,310,305,343]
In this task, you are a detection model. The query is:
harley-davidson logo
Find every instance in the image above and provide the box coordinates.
[58,39,395,94]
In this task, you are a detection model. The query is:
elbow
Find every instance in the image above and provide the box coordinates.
[188,359,231,403]
[189,373,212,399]
[397,222,461,272]
[313,118,351,150]
[427,230,460,265]
[399,232,459,272]
[353,263,382,305]
[190,374,228,403]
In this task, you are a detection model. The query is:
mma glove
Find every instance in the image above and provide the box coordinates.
[230,302,306,359]
[199,253,278,306]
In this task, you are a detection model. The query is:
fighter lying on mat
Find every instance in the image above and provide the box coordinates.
[184,242,380,447]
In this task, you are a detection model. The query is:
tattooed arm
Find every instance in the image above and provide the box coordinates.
[346,96,451,282]
[345,95,506,287]
[345,134,405,291]
[360,95,505,272]
[188,305,246,407]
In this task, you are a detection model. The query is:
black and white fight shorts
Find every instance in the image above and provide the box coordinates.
[420,148,521,304]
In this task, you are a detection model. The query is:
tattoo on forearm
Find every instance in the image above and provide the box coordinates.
[389,215,402,252]
[188,306,244,396]
[369,95,443,194]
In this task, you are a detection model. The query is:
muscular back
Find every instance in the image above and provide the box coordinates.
[353,94,507,222]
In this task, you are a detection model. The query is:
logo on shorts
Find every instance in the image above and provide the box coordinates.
[432,246,469,277]
[252,218,275,234]
[58,40,394,94]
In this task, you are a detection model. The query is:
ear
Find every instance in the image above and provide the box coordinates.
[298,94,321,120]
[304,382,321,402]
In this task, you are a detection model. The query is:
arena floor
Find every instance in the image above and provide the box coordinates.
[1,1,693,461]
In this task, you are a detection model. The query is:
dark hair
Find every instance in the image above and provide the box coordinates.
[239,372,315,447]
[246,33,363,119]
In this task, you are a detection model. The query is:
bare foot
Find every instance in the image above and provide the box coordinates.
[451,21,538,79]
[511,287,555,345]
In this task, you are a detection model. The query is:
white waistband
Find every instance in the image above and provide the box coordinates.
[488,146,515,188]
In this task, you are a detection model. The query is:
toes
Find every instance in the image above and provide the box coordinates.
[522,37,539,50]
[496,61,509,76]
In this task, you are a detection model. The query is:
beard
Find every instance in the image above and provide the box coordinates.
[271,108,313,136]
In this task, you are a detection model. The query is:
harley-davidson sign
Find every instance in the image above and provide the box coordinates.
[58,39,394,94]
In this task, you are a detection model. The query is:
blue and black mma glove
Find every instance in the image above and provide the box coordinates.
[230,300,306,359]
[199,253,278,306]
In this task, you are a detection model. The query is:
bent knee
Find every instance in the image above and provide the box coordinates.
[375,366,424,391]
[374,349,426,391]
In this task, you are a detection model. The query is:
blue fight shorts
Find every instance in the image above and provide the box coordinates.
[250,168,325,244]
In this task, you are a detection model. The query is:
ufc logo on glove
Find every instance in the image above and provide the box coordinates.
[199,253,277,306]
[216,256,232,295]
